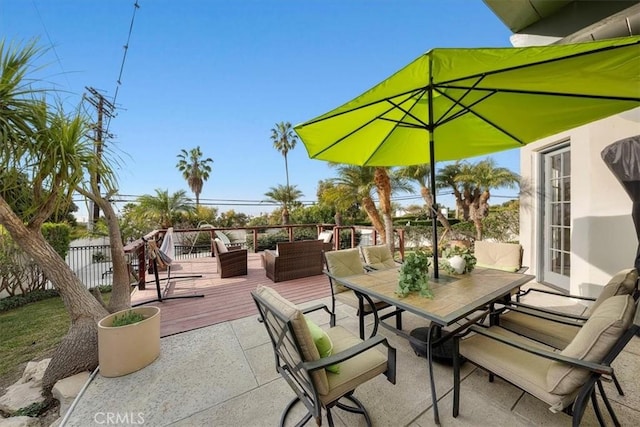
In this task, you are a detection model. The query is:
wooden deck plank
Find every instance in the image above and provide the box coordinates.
[131,252,332,337]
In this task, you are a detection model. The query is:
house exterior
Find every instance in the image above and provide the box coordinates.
[483,0,640,294]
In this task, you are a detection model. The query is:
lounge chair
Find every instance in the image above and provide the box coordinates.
[212,238,247,278]
[252,285,396,427]
[453,294,639,426]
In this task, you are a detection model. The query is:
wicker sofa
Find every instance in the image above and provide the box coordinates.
[263,240,325,282]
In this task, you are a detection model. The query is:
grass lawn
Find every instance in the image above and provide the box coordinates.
[0,293,111,382]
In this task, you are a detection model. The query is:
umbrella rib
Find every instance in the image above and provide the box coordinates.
[312,93,422,159]
[434,86,526,145]
[441,84,640,102]
[297,87,428,127]
[435,75,489,127]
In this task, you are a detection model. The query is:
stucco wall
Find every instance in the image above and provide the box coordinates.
[520,108,640,297]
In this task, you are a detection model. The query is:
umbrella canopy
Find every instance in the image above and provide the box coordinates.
[601,135,640,271]
[295,36,640,277]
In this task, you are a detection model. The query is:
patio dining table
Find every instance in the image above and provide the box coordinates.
[329,267,534,425]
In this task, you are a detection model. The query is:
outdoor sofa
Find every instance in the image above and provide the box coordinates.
[263,240,325,282]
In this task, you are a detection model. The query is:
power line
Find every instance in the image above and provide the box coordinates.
[31,0,72,90]
[105,0,141,135]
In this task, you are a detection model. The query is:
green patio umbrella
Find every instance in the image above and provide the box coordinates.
[294,36,640,277]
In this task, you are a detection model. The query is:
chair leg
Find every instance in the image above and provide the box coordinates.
[279,396,312,427]
[335,394,372,427]
[590,389,606,427]
[611,372,624,396]
[572,378,597,427]
[597,379,621,427]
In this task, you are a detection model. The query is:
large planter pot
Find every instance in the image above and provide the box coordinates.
[98,306,161,378]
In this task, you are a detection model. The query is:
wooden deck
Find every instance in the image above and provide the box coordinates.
[131,252,331,337]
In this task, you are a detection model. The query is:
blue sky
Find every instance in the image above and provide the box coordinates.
[2,0,520,219]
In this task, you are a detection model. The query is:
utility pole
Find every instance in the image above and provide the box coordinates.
[84,87,115,227]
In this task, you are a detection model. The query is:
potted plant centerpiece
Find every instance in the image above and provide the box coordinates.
[440,246,476,275]
[396,250,433,299]
[97,306,161,377]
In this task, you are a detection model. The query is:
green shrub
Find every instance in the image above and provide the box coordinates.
[0,289,59,313]
[41,222,71,259]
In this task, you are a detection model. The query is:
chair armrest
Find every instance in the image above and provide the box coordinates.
[518,287,596,302]
[464,325,612,375]
[220,249,247,262]
[502,301,589,322]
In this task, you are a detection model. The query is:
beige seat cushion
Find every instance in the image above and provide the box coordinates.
[361,245,397,270]
[501,268,638,348]
[547,294,635,395]
[255,286,329,394]
[320,325,387,404]
[585,268,638,316]
[460,327,575,412]
[325,249,364,293]
[214,238,228,254]
[499,311,581,349]
[474,241,522,272]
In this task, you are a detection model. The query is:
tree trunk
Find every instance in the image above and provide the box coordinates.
[282,207,290,225]
[420,186,452,234]
[374,168,394,250]
[0,197,108,392]
[98,199,131,312]
[362,197,385,243]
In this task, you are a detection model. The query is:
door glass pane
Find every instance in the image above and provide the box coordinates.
[544,146,571,283]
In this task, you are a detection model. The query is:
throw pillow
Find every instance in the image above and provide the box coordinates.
[305,316,340,374]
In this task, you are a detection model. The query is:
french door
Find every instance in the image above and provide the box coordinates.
[542,146,571,290]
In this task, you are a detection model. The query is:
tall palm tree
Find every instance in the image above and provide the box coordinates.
[264,184,303,224]
[176,146,213,206]
[396,164,452,236]
[135,189,195,229]
[271,121,298,194]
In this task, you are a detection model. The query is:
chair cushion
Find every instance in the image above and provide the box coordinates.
[474,241,522,272]
[318,231,333,243]
[254,286,329,394]
[499,310,581,349]
[547,294,635,395]
[305,316,339,373]
[214,238,228,254]
[460,327,574,412]
[320,326,387,404]
[585,268,638,316]
[325,249,364,293]
[361,245,397,270]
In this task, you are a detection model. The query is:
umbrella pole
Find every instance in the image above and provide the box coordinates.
[430,137,440,279]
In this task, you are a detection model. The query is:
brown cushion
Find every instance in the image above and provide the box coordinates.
[499,310,581,349]
[585,268,638,316]
[325,249,364,293]
[547,295,635,395]
[361,245,397,270]
[254,286,329,394]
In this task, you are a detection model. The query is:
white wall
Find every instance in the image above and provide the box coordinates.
[520,108,640,297]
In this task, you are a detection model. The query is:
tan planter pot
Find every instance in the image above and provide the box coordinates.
[98,306,161,378]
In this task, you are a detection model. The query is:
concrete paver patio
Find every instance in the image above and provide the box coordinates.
[62,284,640,426]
